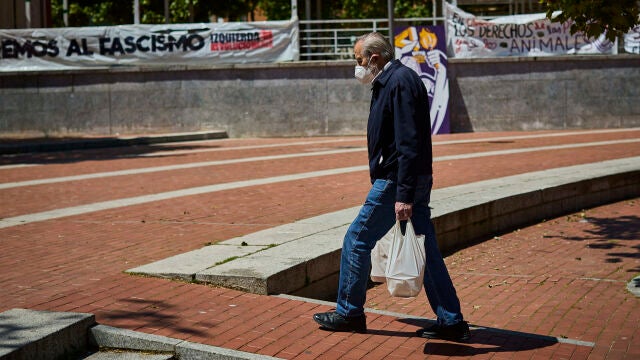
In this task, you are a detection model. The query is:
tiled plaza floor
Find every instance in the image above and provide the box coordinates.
[1,129,638,359]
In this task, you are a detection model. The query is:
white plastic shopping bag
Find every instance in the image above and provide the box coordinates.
[370,229,394,283]
[385,220,426,297]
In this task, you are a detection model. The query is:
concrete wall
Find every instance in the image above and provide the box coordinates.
[0,62,370,138]
[448,55,640,132]
[1,55,639,138]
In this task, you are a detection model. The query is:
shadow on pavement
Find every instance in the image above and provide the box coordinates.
[561,214,640,267]
[0,142,216,165]
[422,337,556,357]
[366,329,417,337]
[97,298,211,338]
[396,318,558,356]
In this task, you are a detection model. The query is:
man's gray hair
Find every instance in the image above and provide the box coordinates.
[357,32,394,62]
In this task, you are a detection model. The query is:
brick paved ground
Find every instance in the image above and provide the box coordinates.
[0,129,638,359]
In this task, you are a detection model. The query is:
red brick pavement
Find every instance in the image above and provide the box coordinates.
[0,130,638,359]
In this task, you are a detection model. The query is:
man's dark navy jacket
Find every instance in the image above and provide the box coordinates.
[367,59,433,204]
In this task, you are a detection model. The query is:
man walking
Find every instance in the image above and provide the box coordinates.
[312,32,470,342]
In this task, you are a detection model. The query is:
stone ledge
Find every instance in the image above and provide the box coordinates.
[91,324,282,360]
[128,157,640,297]
[0,130,228,155]
[0,312,287,360]
[0,308,95,360]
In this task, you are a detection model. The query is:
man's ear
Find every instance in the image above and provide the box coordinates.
[370,54,380,66]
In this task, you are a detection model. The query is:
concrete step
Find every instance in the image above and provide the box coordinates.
[0,309,280,360]
[0,308,95,360]
[128,156,640,297]
[90,325,282,360]
[81,350,174,360]
[0,130,228,155]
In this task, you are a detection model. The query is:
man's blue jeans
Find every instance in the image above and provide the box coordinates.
[336,176,464,326]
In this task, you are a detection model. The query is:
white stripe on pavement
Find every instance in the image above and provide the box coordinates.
[1,128,637,170]
[0,138,361,170]
[142,128,640,156]
[434,138,640,161]
[136,137,362,157]
[3,146,640,229]
[277,294,597,347]
[1,138,638,190]
[0,164,39,170]
[432,127,640,145]
[0,165,368,229]
[0,147,365,190]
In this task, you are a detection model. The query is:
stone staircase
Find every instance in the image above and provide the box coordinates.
[0,308,279,360]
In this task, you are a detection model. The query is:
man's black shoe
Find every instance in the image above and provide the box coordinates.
[415,323,441,338]
[313,311,367,333]
[417,321,470,342]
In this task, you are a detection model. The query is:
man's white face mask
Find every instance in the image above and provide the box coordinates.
[354,57,377,84]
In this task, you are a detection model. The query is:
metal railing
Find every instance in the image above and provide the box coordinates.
[299,17,444,61]
[298,16,629,60]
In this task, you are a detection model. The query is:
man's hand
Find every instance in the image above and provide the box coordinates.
[395,202,413,221]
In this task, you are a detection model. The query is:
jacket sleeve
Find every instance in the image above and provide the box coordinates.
[392,76,421,203]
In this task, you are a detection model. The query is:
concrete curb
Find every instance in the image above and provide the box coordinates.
[0,307,282,360]
[127,156,640,297]
[0,308,95,360]
[277,294,597,347]
[430,157,640,251]
[90,324,283,359]
[0,130,228,155]
[627,275,640,297]
[83,352,173,359]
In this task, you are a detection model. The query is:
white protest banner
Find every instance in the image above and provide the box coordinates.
[445,3,613,58]
[624,24,640,54]
[0,19,299,71]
